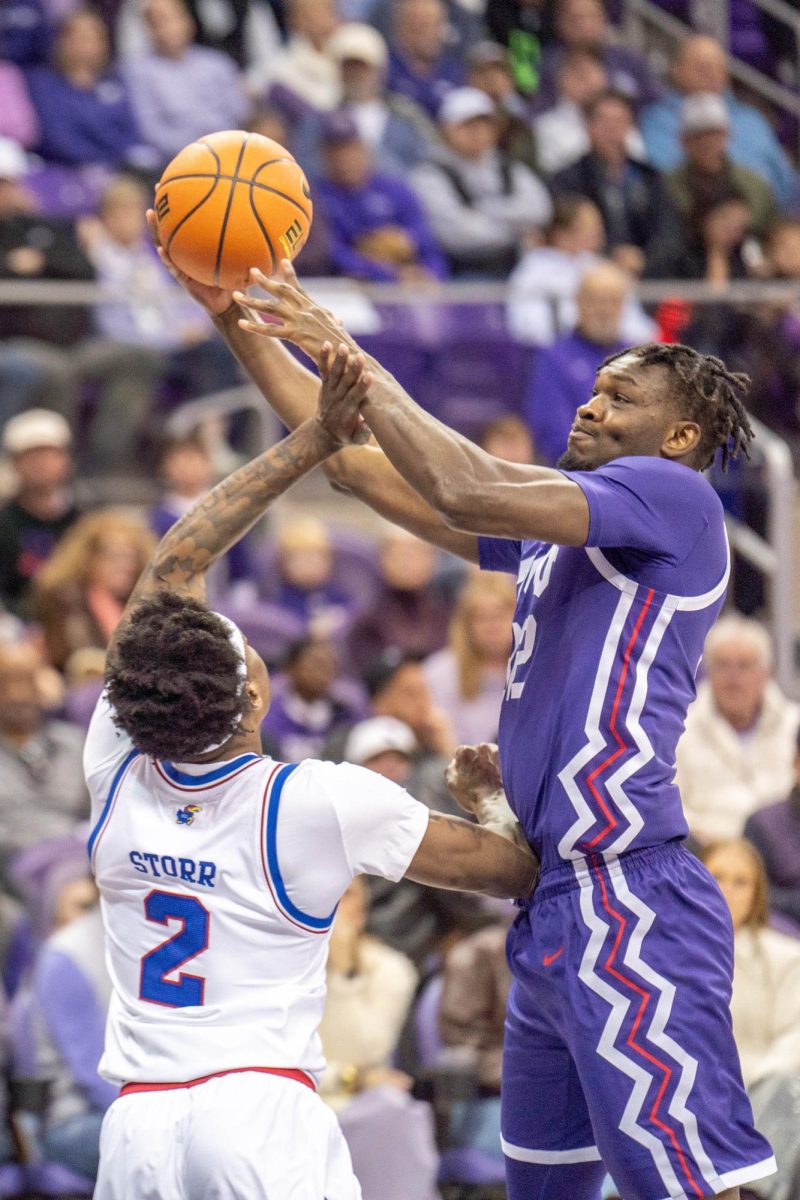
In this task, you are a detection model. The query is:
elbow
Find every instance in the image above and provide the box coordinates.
[429,477,482,529]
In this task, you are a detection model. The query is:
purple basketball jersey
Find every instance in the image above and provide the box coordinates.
[479,456,729,870]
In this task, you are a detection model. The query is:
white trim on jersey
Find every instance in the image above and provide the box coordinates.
[608,864,720,1193]
[575,867,685,1197]
[500,1138,602,1164]
[718,1156,778,1190]
[584,537,731,611]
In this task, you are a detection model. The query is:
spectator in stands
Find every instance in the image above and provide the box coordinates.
[83,174,238,402]
[540,0,661,110]
[0,641,88,885]
[316,112,447,282]
[676,616,800,845]
[319,876,439,1200]
[347,528,450,677]
[366,650,455,761]
[9,833,97,942]
[267,0,341,114]
[423,572,515,746]
[533,49,608,176]
[640,35,797,209]
[23,900,113,1181]
[295,23,434,177]
[743,739,800,936]
[523,260,627,464]
[667,93,778,243]
[440,917,512,1164]
[273,517,355,638]
[674,185,755,285]
[116,0,284,96]
[0,0,52,67]
[25,7,153,170]
[0,409,79,618]
[507,194,656,346]
[744,728,800,930]
[150,433,251,588]
[701,839,800,1195]
[261,636,366,760]
[123,0,247,166]
[479,414,535,464]
[34,509,155,671]
[411,86,551,278]
[0,58,40,146]
[342,718,493,965]
[484,0,553,98]
[386,0,464,118]
[465,41,539,172]
[553,90,681,277]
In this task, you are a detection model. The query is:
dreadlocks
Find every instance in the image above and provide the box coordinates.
[106,591,250,760]
[603,343,755,470]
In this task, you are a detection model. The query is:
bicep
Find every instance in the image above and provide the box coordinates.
[405,811,537,899]
[441,470,590,547]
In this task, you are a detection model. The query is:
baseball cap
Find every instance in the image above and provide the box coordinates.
[321,110,361,145]
[327,22,388,70]
[0,136,27,182]
[439,86,496,127]
[345,716,417,765]
[681,93,729,136]
[2,408,72,456]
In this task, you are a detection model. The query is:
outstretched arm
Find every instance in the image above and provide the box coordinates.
[405,811,537,899]
[240,270,591,547]
[145,213,479,563]
[108,346,369,657]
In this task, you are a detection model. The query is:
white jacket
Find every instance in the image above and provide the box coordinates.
[675,680,800,844]
[731,926,800,1089]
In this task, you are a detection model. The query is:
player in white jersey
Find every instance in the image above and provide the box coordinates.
[87,345,537,1200]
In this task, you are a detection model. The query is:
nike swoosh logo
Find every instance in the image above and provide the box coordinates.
[542,947,564,967]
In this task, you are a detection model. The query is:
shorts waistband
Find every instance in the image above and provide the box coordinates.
[120,1066,316,1097]
[524,839,687,906]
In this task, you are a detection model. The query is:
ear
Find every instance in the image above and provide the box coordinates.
[662,420,701,461]
[245,680,262,711]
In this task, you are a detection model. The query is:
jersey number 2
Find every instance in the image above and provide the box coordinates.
[505,615,537,700]
[139,890,209,1008]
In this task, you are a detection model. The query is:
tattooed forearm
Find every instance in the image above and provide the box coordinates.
[152,421,329,587]
[406,811,539,899]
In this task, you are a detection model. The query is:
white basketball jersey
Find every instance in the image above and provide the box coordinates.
[84,695,429,1088]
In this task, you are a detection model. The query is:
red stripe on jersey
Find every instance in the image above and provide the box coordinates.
[153,759,261,792]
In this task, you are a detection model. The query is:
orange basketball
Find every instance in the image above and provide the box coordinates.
[154,130,313,290]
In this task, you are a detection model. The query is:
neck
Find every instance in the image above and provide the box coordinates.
[1,726,38,748]
[720,705,760,733]
[18,484,70,520]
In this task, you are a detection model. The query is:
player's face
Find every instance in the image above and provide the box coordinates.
[558,355,683,472]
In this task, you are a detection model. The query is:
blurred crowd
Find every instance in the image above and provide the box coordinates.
[0,0,800,1197]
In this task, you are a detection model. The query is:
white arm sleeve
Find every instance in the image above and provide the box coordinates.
[275,761,430,920]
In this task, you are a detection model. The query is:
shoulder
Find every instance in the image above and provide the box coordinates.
[753,926,800,973]
[594,456,723,511]
[43,718,85,753]
[360,935,417,989]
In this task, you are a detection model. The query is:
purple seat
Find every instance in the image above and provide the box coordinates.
[216,599,305,667]
[25,1161,94,1196]
[64,678,105,732]
[0,1163,23,1198]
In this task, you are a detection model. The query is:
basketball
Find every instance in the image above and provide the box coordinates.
[154,130,313,290]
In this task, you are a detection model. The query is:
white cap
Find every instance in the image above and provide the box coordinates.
[345,716,417,765]
[681,93,729,136]
[439,86,496,127]
[0,137,28,182]
[2,408,72,455]
[327,23,388,69]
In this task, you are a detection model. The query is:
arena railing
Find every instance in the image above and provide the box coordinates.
[623,0,800,155]
[1,277,798,695]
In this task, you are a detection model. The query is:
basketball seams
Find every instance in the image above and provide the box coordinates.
[213,133,250,288]
[251,162,312,222]
[164,176,220,257]
[157,159,294,189]
[247,182,277,278]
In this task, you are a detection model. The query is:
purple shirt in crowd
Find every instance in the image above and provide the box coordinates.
[25,66,147,167]
[525,331,626,465]
[315,171,447,283]
[479,456,728,870]
[386,48,464,119]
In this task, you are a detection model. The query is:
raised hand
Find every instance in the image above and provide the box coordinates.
[233,260,357,364]
[446,743,503,817]
[146,209,238,317]
[314,341,372,453]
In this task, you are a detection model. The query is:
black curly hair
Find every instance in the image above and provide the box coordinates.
[603,342,754,470]
[105,591,250,760]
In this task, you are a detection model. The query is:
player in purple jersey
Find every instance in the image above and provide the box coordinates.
[149,220,776,1200]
